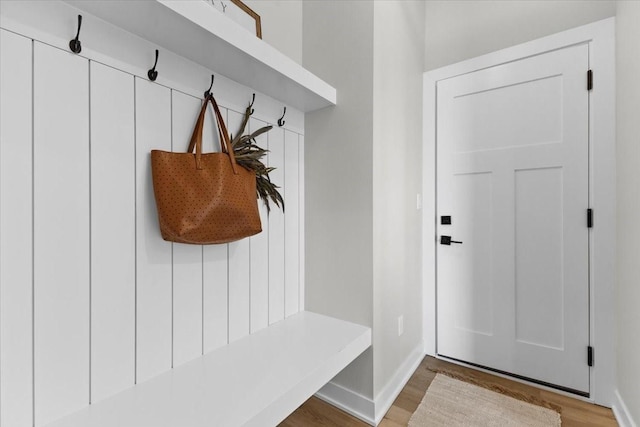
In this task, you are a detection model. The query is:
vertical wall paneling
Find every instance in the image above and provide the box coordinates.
[202,244,229,353]
[249,118,269,333]
[298,136,305,311]
[135,78,172,383]
[33,42,90,426]
[89,62,136,404]
[284,131,300,317]
[203,243,228,353]
[170,91,204,366]
[0,14,307,422]
[202,101,228,353]
[0,29,33,427]
[268,127,286,324]
[227,110,251,342]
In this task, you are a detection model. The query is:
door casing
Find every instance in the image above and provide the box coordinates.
[422,18,615,406]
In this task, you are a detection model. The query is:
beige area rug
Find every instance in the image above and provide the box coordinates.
[408,374,561,426]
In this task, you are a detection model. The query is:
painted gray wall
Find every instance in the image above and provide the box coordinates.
[303,0,376,399]
[616,0,640,420]
[372,0,425,399]
[424,0,616,71]
[302,0,426,407]
[244,1,302,64]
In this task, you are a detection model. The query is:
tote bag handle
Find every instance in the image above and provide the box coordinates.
[187,94,239,174]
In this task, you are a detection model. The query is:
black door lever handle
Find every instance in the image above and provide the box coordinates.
[440,235,463,245]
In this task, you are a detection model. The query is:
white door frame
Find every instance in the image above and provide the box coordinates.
[422,18,615,406]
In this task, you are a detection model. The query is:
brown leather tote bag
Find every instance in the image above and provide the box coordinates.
[151,95,262,244]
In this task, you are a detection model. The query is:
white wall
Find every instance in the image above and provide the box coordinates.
[615,0,640,423]
[424,0,616,71]
[244,0,302,64]
[372,0,425,404]
[303,0,426,421]
[303,0,375,400]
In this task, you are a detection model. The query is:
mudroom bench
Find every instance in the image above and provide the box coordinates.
[45,311,371,427]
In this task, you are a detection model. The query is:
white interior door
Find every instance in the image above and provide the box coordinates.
[436,44,590,394]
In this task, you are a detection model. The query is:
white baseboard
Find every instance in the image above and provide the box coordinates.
[316,345,425,426]
[373,345,425,425]
[316,381,376,425]
[612,389,638,427]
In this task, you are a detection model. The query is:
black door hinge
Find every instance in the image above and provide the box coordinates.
[587,209,593,228]
[588,346,594,367]
[587,70,593,91]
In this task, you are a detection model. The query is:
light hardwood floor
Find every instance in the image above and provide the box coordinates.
[280,356,618,426]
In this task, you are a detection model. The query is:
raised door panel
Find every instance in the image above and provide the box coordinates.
[0,29,33,427]
[89,62,136,403]
[33,42,90,426]
[249,118,269,333]
[515,167,564,349]
[135,78,172,382]
[284,131,299,318]
[268,127,285,325]
[171,91,204,366]
[443,172,496,334]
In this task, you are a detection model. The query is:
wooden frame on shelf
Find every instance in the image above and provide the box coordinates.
[230,0,262,39]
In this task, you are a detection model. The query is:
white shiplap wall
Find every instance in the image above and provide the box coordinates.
[89,60,136,405]
[0,19,303,427]
[33,40,91,426]
[0,29,34,427]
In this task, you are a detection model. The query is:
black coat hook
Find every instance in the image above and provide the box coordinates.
[249,93,256,115]
[277,106,286,127]
[69,15,83,54]
[204,75,214,98]
[148,49,159,81]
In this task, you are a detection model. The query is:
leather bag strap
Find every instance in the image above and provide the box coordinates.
[187,95,239,174]
[192,96,228,155]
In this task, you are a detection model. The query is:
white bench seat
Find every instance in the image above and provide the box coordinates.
[46,311,371,427]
